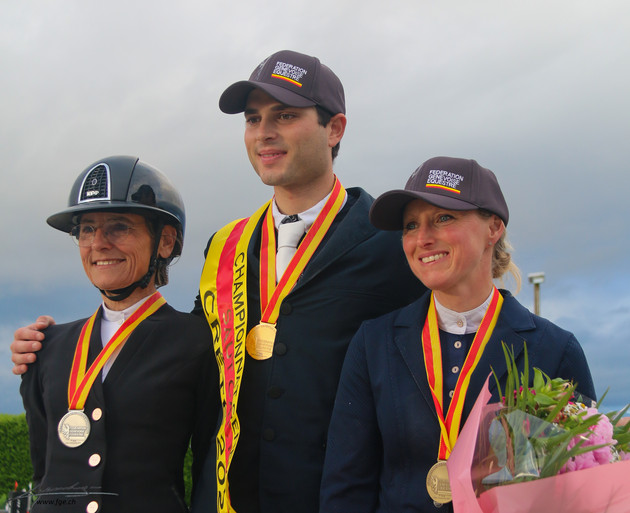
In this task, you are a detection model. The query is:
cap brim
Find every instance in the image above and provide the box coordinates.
[369,190,479,231]
[219,80,316,114]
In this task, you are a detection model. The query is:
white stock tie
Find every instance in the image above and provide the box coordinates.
[276,216,305,280]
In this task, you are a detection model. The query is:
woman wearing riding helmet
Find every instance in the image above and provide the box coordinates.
[20,156,218,513]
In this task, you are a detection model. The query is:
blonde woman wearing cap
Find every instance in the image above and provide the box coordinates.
[319,156,595,513]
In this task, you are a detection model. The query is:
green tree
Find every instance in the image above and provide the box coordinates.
[0,414,33,502]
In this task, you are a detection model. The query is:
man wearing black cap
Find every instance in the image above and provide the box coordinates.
[12,50,425,513]
[190,50,425,513]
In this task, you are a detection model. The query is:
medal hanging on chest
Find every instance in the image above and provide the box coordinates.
[57,410,91,448]
[426,459,451,506]
[422,287,503,505]
[246,178,346,360]
[58,292,166,448]
[245,322,277,360]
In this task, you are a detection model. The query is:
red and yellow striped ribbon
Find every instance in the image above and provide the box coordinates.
[422,287,503,460]
[259,177,345,324]
[67,291,166,410]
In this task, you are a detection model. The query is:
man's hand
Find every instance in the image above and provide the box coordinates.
[11,316,55,375]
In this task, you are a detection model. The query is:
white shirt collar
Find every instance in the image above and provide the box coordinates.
[272,190,348,231]
[101,296,150,325]
[434,290,495,335]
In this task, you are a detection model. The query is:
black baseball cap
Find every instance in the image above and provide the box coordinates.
[219,50,345,115]
[369,156,509,230]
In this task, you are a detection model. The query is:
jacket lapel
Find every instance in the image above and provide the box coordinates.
[464,291,535,415]
[297,188,378,287]
[86,312,107,406]
[392,294,437,412]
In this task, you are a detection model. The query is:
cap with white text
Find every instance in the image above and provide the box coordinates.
[219,50,345,115]
[369,156,509,230]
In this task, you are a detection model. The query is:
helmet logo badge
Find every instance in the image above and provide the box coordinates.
[78,163,111,203]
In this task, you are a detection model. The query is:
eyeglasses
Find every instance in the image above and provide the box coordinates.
[70,221,137,247]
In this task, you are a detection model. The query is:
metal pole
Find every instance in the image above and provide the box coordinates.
[527,272,545,316]
[532,282,541,315]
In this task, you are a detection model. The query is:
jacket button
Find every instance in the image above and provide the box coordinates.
[274,343,287,356]
[88,454,101,467]
[279,302,293,315]
[267,386,284,399]
[263,428,275,441]
[86,501,100,512]
[91,408,103,421]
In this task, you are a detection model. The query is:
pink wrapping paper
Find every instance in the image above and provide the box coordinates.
[447,377,630,513]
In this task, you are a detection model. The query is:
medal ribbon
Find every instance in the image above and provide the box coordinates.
[199,201,270,513]
[422,287,503,460]
[67,291,166,410]
[259,176,345,323]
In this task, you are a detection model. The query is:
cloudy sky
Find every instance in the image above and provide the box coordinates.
[1,0,629,413]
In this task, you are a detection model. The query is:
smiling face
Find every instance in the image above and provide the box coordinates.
[401,199,504,311]
[243,89,346,213]
[77,211,175,310]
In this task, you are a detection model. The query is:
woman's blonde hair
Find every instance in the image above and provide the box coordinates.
[478,210,522,293]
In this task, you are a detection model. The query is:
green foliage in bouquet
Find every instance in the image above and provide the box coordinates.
[602,391,630,456]
[485,343,609,484]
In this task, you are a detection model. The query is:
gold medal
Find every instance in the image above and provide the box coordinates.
[246,322,276,360]
[426,460,452,505]
[58,410,91,448]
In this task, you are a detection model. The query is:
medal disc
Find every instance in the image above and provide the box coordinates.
[58,410,91,448]
[246,323,276,360]
[426,460,452,504]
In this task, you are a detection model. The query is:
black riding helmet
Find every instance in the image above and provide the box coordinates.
[47,156,186,302]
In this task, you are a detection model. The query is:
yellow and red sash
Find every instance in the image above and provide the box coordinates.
[422,287,503,460]
[199,201,266,513]
[199,177,346,513]
[67,291,166,410]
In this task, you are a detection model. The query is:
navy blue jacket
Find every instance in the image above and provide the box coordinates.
[320,289,595,513]
[192,188,426,513]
